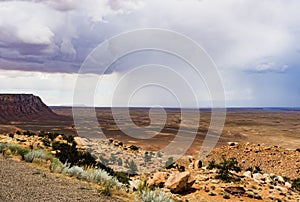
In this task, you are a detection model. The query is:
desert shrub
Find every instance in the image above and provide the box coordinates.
[157,151,163,158]
[137,180,155,194]
[62,165,84,177]
[17,147,30,160]
[245,166,262,174]
[208,156,241,182]
[165,157,175,169]
[83,168,121,193]
[0,143,7,152]
[49,157,63,173]
[216,157,241,182]
[96,161,130,184]
[47,132,59,141]
[9,133,14,138]
[23,130,35,137]
[98,185,112,196]
[137,190,174,202]
[42,138,51,147]
[52,141,96,167]
[127,160,138,174]
[16,130,21,135]
[296,148,300,152]
[144,152,152,162]
[78,151,96,167]
[253,166,262,173]
[129,145,139,151]
[113,171,130,184]
[117,157,123,166]
[62,134,75,143]
[109,154,116,164]
[100,156,109,165]
[207,160,218,169]
[292,178,300,191]
[38,131,45,137]
[7,145,22,154]
[7,145,30,159]
[24,149,52,162]
[125,159,129,168]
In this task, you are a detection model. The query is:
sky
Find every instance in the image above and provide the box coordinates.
[0,0,299,107]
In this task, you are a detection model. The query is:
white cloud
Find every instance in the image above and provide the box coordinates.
[0,0,299,106]
[254,62,288,73]
[0,0,144,71]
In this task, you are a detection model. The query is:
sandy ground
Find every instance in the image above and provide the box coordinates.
[0,156,122,202]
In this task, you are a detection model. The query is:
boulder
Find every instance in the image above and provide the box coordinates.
[148,172,167,187]
[164,171,194,193]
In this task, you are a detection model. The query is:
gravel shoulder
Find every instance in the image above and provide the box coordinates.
[0,156,123,202]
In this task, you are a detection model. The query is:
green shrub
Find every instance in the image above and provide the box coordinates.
[129,145,139,151]
[157,151,163,158]
[96,161,130,184]
[292,178,300,191]
[207,160,218,169]
[49,157,63,173]
[24,149,52,162]
[62,134,75,143]
[52,141,96,167]
[7,145,22,154]
[137,180,155,194]
[127,160,138,174]
[0,143,7,152]
[62,164,84,177]
[23,130,35,137]
[48,133,59,141]
[165,157,175,169]
[109,154,116,164]
[113,171,129,184]
[209,156,241,182]
[144,152,152,162]
[138,190,174,202]
[42,138,51,147]
[7,145,30,159]
[100,156,109,165]
[117,157,123,166]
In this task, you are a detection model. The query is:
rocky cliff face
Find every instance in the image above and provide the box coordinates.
[0,94,58,123]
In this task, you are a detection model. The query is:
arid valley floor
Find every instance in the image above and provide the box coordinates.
[1,106,300,201]
[2,107,299,154]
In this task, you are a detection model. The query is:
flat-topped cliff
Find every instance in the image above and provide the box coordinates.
[0,94,58,123]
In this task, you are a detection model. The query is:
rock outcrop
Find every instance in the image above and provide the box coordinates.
[164,171,195,193]
[0,94,58,123]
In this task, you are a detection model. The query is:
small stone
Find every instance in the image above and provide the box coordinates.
[276,176,285,183]
[253,173,265,183]
[225,186,246,195]
[243,171,252,178]
[274,185,286,191]
[285,182,291,188]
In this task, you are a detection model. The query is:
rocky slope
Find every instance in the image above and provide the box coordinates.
[0,94,59,123]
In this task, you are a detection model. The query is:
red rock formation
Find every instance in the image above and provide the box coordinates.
[0,94,59,123]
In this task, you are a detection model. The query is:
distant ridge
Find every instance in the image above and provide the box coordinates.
[0,94,59,123]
